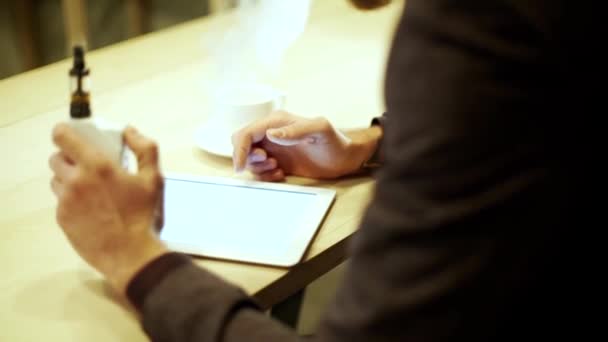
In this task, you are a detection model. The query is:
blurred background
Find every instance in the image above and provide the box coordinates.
[0,0,241,80]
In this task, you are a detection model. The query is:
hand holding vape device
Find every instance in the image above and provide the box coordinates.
[67,45,130,169]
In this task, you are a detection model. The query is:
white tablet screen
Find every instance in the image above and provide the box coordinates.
[160,176,324,265]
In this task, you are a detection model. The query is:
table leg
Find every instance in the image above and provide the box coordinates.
[14,0,40,71]
[126,0,146,38]
[270,288,305,329]
[61,0,88,49]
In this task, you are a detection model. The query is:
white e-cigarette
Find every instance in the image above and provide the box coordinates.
[68,45,129,169]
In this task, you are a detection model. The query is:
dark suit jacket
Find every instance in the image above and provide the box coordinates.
[126,1,592,341]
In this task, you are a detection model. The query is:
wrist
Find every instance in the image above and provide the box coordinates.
[107,235,169,297]
[359,124,383,169]
[342,125,383,175]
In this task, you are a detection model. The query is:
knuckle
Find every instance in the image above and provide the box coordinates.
[147,171,164,192]
[52,124,69,145]
[238,145,249,156]
[66,171,89,194]
[143,141,159,160]
[152,171,164,189]
[315,117,331,131]
[144,140,159,154]
[93,158,115,179]
[281,126,294,136]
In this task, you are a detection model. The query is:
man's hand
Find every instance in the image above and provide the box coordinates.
[231,111,382,181]
[49,124,168,296]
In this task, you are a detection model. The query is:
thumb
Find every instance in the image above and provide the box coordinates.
[123,126,160,173]
[266,118,328,146]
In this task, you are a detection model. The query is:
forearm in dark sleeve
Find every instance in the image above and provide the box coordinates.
[129,253,304,342]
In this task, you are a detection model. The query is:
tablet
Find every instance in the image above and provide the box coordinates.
[159,173,336,267]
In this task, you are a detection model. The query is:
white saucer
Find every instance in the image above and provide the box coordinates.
[194,122,234,158]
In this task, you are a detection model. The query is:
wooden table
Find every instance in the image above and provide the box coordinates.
[0,1,404,340]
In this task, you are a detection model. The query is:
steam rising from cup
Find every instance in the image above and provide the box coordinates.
[205,0,312,110]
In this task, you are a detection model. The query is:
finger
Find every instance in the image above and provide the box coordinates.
[254,168,285,182]
[50,176,65,197]
[247,147,267,164]
[49,152,77,182]
[231,112,294,172]
[123,126,160,173]
[266,117,330,146]
[52,123,97,164]
[248,158,278,174]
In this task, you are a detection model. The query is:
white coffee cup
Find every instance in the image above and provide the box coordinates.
[196,83,286,157]
[215,83,285,132]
